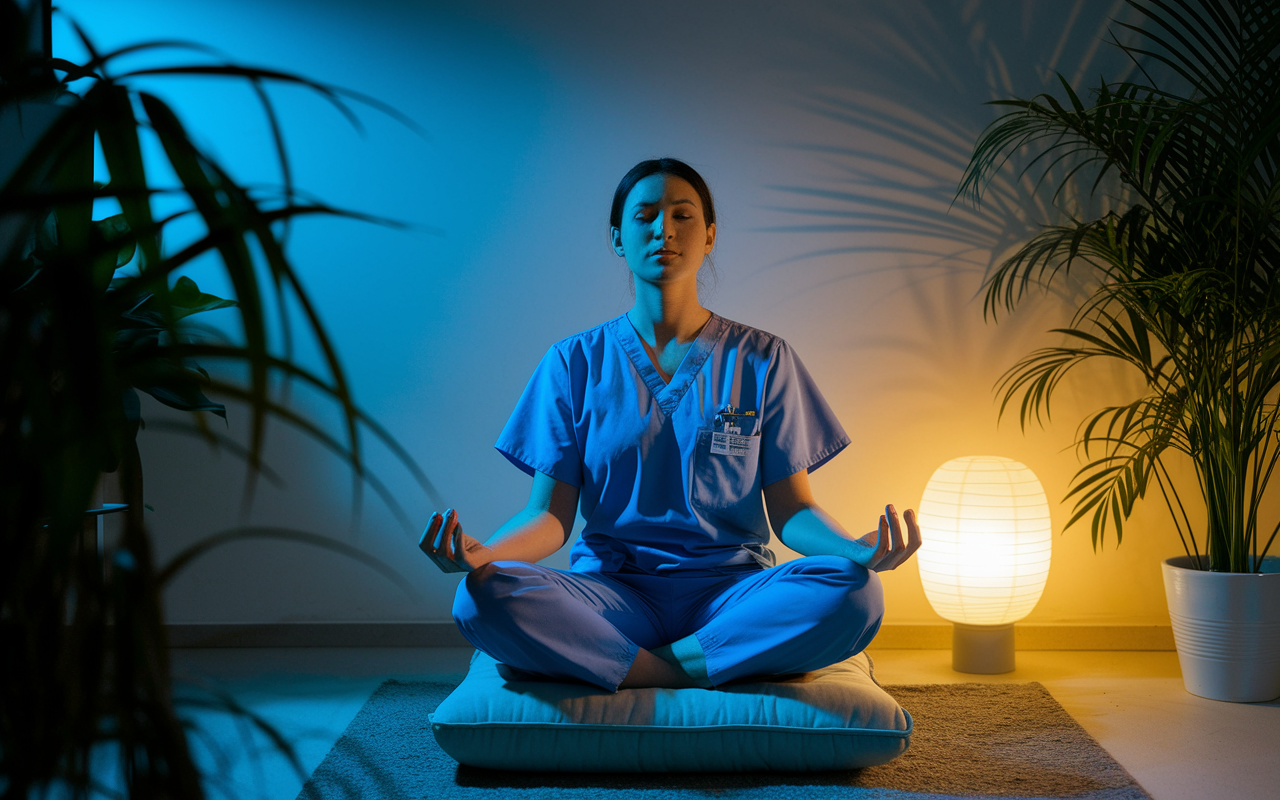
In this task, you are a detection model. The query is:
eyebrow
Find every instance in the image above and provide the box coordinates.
[630,198,697,210]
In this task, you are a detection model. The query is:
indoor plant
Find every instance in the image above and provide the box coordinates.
[1,2,436,795]
[957,0,1280,701]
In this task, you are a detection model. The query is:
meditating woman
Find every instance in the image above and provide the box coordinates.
[420,158,921,692]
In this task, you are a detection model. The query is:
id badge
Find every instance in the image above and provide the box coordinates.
[710,404,758,456]
[710,431,755,457]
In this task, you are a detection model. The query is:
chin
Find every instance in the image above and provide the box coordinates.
[632,265,694,286]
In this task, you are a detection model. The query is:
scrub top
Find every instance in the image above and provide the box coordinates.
[494,312,850,575]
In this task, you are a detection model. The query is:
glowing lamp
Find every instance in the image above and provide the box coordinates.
[917,456,1052,673]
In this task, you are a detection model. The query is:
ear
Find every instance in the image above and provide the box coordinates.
[704,222,717,254]
[610,226,625,257]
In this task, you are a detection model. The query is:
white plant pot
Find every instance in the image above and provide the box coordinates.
[1162,555,1280,702]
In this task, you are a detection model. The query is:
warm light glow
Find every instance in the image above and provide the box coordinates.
[917,456,1052,625]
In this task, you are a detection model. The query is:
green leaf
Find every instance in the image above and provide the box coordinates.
[95,83,161,268]
[129,359,227,418]
[168,275,237,320]
[90,213,137,293]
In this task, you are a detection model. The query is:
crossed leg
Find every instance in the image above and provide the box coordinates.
[452,556,884,692]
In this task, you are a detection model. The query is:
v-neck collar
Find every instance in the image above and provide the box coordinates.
[613,312,726,416]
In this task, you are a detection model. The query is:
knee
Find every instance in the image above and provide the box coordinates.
[793,555,876,588]
[452,561,539,622]
[814,560,884,654]
[796,556,884,623]
[853,567,885,623]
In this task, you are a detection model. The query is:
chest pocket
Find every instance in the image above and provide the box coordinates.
[691,428,763,515]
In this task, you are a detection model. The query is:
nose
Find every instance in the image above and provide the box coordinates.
[653,211,674,239]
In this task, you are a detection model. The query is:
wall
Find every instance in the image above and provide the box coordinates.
[56,0,1186,629]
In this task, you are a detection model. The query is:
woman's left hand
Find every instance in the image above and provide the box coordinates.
[847,504,921,572]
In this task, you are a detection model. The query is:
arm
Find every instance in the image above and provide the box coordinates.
[762,469,920,571]
[420,470,580,573]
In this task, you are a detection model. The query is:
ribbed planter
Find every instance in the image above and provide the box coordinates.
[1162,555,1280,703]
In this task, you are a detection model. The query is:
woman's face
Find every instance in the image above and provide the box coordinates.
[611,173,716,287]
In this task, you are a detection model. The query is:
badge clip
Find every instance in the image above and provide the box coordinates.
[714,405,757,435]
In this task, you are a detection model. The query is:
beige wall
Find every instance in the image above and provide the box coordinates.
[772,290,1183,628]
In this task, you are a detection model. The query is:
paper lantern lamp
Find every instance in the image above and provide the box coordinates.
[917,456,1052,673]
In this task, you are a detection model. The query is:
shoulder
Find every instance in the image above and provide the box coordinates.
[712,313,791,359]
[533,316,632,379]
[528,315,628,370]
[545,314,627,356]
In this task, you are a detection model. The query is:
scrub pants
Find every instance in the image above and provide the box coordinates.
[452,555,884,692]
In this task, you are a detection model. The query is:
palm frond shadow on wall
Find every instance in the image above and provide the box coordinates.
[761,0,1146,401]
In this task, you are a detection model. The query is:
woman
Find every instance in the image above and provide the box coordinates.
[421,158,920,692]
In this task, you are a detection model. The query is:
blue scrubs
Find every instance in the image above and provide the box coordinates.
[453,313,884,690]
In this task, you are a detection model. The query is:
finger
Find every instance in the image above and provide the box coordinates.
[872,504,902,570]
[440,510,453,560]
[903,507,922,557]
[428,539,460,572]
[435,508,456,552]
[439,509,458,559]
[447,515,464,562]
[873,514,891,565]
[878,508,924,571]
[423,538,453,572]
[419,513,441,553]
[419,514,466,573]
[422,512,441,548]
[885,503,905,554]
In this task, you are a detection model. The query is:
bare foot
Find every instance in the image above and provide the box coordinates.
[618,647,700,689]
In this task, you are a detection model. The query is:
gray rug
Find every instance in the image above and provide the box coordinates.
[297,680,1151,800]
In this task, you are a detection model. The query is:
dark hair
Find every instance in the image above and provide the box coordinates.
[609,158,717,231]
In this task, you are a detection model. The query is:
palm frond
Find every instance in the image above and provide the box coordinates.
[1,11,430,796]
[961,0,1280,568]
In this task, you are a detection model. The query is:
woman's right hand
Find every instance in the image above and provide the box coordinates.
[419,509,495,573]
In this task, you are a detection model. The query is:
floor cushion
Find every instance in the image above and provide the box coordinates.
[430,650,912,772]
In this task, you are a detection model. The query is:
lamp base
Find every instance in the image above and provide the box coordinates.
[952,622,1016,674]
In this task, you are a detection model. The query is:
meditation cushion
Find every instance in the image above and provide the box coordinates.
[430,650,912,772]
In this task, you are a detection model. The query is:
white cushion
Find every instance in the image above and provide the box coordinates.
[430,651,911,772]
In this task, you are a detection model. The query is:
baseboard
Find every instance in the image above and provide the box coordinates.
[869,624,1175,651]
[166,622,1175,650]
[166,622,469,648]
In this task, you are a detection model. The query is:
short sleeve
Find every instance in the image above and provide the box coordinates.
[759,340,851,487]
[494,345,584,487]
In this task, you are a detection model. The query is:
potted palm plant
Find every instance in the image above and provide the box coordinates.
[2,1,437,795]
[957,0,1280,702]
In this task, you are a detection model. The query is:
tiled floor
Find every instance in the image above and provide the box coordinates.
[166,647,1280,800]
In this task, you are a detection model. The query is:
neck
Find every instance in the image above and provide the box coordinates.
[628,277,710,348]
